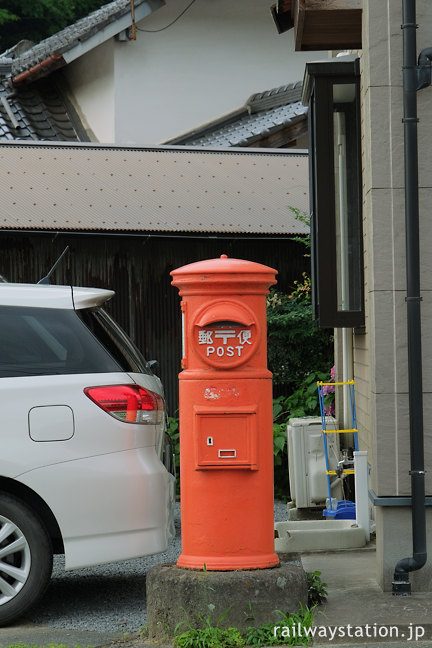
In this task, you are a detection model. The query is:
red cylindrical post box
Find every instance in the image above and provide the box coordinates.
[171,255,279,570]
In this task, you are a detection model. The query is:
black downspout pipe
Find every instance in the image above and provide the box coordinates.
[392,0,430,595]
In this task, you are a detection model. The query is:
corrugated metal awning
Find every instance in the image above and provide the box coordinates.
[0,143,309,235]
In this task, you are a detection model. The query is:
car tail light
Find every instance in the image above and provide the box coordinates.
[84,384,164,425]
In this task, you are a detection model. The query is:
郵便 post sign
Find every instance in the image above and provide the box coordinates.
[199,325,252,357]
[192,300,260,368]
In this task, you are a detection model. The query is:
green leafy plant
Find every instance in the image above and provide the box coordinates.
[288,207,311,252]
[267,289,333,396]
[166,412,180,495]
[273,399,287,468]
[166,413,180,469]
[277,370,331,420]
[307,571,328,607]
[267,208,332,397]
[272,369,332,499]
[270,605,316,646]
[173,605,317,648]
[174,608,243,648]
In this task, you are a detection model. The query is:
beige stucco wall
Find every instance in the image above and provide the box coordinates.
[358,0,432,498]
[65,39,115,143]
[358,0,432,591]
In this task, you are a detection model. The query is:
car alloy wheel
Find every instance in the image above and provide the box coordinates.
[0,495,52,625]
[0,513,32,604]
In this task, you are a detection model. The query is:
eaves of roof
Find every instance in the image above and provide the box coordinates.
[4,0,164,86]
[0,143,309,236]
[166,81,307,148]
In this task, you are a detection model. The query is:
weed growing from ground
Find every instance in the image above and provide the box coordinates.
[173,604,317,648]
[307,570,328,607]
[174,609,242,648]
[243,605,316,647]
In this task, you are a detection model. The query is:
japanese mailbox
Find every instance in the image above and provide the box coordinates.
[171,255,279,570]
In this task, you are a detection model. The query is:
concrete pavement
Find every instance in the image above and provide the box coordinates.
[0,623,126,646]
[301,545,432,645]
[1,543,432,646]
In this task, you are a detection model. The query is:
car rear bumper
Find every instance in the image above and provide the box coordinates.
[19,447,176,570]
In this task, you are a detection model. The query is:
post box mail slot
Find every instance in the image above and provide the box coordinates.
[194,406,257,469]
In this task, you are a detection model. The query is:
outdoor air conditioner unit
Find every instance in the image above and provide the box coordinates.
[287,416,343,508]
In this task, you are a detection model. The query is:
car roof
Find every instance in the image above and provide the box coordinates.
[0,283,115,309]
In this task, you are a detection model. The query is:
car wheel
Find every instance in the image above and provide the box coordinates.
[0,494,53,626]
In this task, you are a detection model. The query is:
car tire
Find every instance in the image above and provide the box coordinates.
[0,494,53,626]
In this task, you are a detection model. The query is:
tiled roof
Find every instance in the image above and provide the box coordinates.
[0,76,85,142]
[166,81,308,147]
[2,0,160,81]
[0,0,153,140]
[247,82,302,112]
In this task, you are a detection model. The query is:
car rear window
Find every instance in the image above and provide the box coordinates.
[0,305,122,378]
[77,307,152,376]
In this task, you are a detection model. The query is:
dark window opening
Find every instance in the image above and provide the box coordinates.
[303,56,364,328]
[78,307,152,376]
[0,306,122,378]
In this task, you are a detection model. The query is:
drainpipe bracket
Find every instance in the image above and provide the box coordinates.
[417,47,432,91]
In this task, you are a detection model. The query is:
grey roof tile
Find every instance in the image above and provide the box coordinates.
[247,81,303,113]
[166,81,308,148]
[0,76,85,142]
[6,0,152,78]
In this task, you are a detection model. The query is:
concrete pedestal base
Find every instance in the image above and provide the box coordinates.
[146,563,308,640]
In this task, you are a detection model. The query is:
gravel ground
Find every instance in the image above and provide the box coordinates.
[28,500,289,633]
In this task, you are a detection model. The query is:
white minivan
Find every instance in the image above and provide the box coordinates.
[0,282,175,625]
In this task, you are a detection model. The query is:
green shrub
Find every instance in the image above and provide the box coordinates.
[267,257,333,499]
[267,286,333,396]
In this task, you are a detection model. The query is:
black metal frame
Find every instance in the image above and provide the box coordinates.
[303,56,364,328]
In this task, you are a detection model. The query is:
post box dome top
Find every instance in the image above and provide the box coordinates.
[171,255,277,278]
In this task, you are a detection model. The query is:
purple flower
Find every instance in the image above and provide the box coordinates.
[325,401,335,416]
[323,366,335,415]
[322,384,335,396]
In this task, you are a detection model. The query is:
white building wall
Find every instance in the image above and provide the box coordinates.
[67,0,326,146]
[65,39,115,143]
